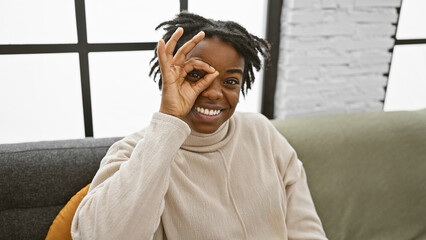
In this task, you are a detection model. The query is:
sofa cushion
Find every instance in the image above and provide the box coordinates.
[0,206,62,240]
[272,110,426,240]
[0,137,120,240]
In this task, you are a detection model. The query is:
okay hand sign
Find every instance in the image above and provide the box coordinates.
[157,27,219,120]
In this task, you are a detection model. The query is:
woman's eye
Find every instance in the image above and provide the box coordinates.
[186,70,203,81]
[225,79,240,85]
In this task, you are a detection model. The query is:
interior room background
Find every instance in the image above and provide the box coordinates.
[0,0,425,144]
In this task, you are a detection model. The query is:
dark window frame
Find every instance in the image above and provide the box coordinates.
[0,0,281,137]
[262,0,283,119]
[384,0,426,103]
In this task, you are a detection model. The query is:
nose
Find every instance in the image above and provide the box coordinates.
[201,79,223,100]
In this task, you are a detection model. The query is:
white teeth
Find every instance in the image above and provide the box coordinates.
[196,107,221,116]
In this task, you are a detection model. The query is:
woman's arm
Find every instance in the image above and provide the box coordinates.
[268,120,327,239]
[285,161,328,240]
[71,113,190,240]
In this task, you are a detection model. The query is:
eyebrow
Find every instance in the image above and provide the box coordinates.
[226,69,243,75]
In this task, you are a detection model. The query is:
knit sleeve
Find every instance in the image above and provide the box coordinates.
[284,159,328,240]
[71,112,191,240]
[268,121,327,240]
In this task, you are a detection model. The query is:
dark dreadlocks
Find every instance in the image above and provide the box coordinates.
[149,12,270,96]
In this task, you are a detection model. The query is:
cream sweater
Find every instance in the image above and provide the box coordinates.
[71,112,326,240]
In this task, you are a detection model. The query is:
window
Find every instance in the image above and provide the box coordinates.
[0,0,270,143]
[0,53,84,143]
[384,0,426,111]
[0,0,77,44]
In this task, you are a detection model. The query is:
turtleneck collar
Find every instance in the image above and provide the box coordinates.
[181,115,236,153]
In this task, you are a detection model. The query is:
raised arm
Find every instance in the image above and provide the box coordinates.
[71,28,217,240]
[71,113,190,240]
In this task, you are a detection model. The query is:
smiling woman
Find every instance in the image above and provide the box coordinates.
[173,37,244,133]
[70,12,327,240]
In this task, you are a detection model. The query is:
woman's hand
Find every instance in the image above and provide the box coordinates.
[157,27,219,120]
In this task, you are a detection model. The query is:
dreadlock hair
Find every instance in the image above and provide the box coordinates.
[149,12,270,97]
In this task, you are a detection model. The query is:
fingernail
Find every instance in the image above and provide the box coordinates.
[209,65,215,71]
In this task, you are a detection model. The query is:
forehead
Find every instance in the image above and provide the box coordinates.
[186,38,245,70]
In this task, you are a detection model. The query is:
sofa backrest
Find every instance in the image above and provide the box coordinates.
[1,110,425,240]
[0,137,121,240]
[272,110,426,240]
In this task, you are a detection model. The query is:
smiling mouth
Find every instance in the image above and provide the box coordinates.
[195,107,222,116]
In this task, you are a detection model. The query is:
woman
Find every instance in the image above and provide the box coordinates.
[72,12,327,240]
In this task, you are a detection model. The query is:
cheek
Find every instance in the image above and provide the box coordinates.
[227,90,240,107]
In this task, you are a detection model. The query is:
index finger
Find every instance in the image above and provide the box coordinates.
[173,31,205,65]
[158,27,184,73]
[164,27,184,56]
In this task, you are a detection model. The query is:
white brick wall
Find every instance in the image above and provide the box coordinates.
[274,0,401,119]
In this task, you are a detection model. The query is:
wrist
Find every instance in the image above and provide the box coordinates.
[159,108,185,121]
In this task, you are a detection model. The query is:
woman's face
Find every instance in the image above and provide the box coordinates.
[183,37,244,134]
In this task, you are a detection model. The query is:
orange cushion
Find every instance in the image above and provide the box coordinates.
[46,184,90,240]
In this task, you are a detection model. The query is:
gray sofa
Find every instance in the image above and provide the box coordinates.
[1,110,425,240]
[0,137,120,240]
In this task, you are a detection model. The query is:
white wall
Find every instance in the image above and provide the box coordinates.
[275,0,401,119]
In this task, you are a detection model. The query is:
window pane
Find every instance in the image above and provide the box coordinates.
[85,0,179,43]
[396,0,426,39]
[89,51,161,137]
[188,0,268,112]
[0,53,84,144]
[384,44,426,111]
[0,0,77,44]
